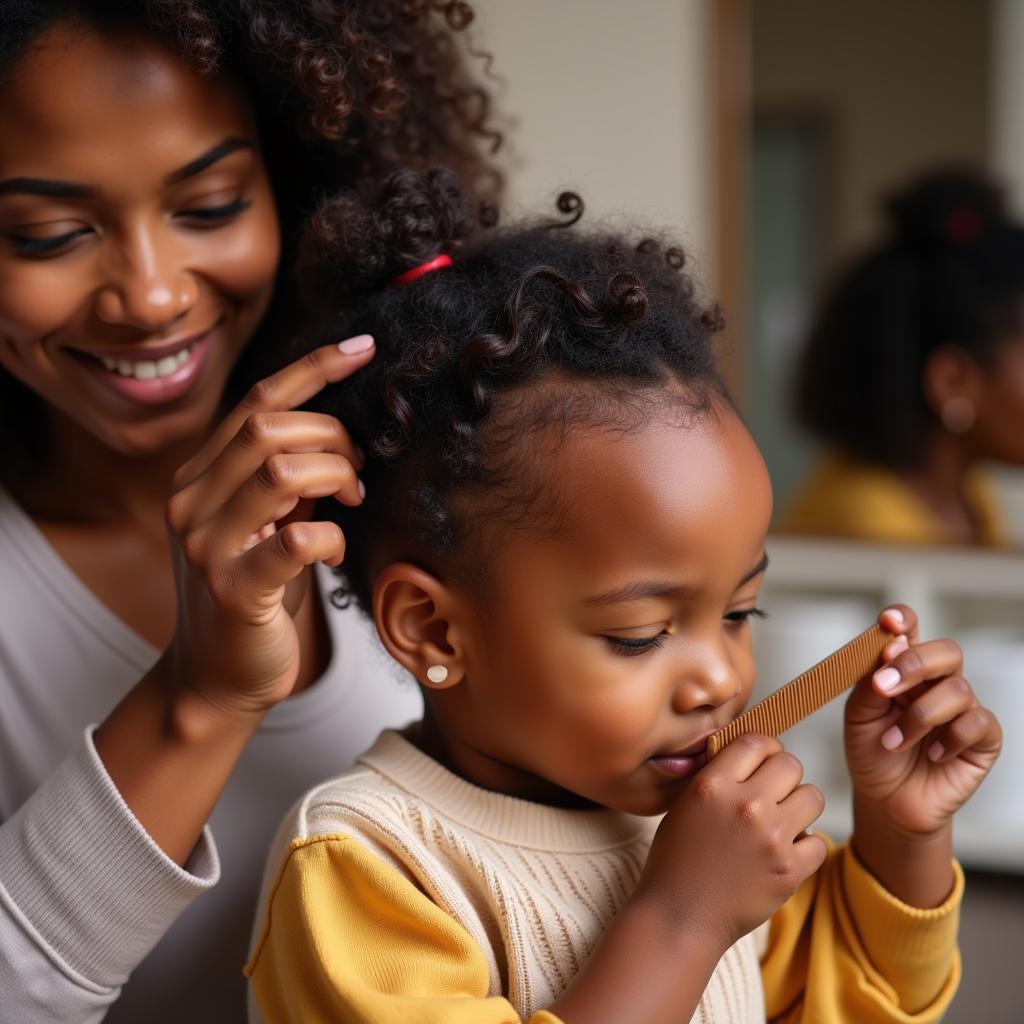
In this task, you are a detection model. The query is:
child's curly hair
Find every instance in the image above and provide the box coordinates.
[302,168,730,611]
[0,0,501,480]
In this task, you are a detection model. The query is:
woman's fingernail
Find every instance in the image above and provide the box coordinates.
[357,479,366,500]
[885,608,905,626]
[928,741,945,762]
[339,334,375,354]
[881,725,904,750]
[875,667,901,692]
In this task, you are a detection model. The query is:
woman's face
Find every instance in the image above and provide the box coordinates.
[0,21,281,459]
[973,336,1024,465]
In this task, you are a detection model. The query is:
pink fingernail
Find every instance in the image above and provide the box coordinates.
[339,334,375,354]
[881,725,903,750]
[928,741,945,762]
[886,608,905,625]
[357,479,366,500]
[875,667,901,692]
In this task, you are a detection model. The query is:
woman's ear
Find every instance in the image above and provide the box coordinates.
[923,344,983,412]
[372,563,471,689]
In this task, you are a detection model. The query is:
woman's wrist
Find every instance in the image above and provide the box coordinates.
[851,794,954,909]
[94,665,267,866]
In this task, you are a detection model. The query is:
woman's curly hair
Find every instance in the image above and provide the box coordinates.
[0,0,502,480]
[300,168,729,611]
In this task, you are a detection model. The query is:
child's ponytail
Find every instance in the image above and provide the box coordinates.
[300,166,483,304]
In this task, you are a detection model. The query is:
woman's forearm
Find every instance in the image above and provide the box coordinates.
[94,660,266,866]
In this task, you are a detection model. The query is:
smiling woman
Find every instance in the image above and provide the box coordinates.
[0,3,501,1022]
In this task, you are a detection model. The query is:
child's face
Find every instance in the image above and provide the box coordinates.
[426,398,773,816]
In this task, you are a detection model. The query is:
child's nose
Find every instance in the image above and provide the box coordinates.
[670,645,739,714]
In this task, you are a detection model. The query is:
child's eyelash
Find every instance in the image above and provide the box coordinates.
[604,634,667,657]
[725,607,768,624]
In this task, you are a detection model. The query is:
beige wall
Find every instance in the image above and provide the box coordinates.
[471,0,714,280]
[753,0,990,262]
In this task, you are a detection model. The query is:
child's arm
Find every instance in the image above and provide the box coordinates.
[758,604,999,1023]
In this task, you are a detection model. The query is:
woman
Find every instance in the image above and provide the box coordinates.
[0,3,500,1021]
[783,169,1024,546]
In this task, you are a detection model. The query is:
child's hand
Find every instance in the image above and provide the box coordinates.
[845,605,1002,837]
[636,734,827,951]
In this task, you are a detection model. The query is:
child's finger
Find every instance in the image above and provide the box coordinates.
[926,706,1003,768]
[872,637,962,698]
[878,674,976,752]
[878,604,919,645]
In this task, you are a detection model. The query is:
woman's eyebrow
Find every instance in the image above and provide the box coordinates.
[739,552,769,587]
[0,177,96,198]
[165,137,254,185]
[0,137,254,199]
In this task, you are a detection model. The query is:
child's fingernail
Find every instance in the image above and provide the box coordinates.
[881,725,904,750]
[357,479,366,500]
[339,334,375,354]
[875,667,901,692]
[885,608,905,626]
[928,741,945,762]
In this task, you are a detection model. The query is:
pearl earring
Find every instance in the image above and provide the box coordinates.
[425,664,449,686]
[940,396,975,434]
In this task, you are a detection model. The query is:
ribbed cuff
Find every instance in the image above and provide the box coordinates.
[843,843,962,1012]
[0,727,219,988]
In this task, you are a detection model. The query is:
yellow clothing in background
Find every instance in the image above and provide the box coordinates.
[781,453,1006,546]
[246,730,962,1024]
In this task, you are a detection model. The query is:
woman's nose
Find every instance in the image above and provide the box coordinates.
[672,641,741,713]
[94,230,197,332]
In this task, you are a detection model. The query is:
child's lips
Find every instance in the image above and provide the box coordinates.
[648,736,710,779]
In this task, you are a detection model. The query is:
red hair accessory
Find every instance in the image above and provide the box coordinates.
[392,253,452,285]
[946,206,983,243]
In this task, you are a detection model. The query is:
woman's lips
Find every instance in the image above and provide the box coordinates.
[72,323,218,407]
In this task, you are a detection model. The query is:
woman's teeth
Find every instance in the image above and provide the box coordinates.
[99,345,194,381]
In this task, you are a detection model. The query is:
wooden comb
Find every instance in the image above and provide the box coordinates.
[706,624,889,758]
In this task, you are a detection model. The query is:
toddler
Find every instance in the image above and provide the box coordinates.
[245,169,1001,1024]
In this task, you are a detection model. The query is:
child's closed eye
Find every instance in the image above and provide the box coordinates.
[604,632,668,657]
[724,607,768,625]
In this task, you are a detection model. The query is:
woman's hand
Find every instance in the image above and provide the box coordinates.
[845,605,1002,836]
[636,733,827,950]
[845,605,1001,907]
[159,335,375,721]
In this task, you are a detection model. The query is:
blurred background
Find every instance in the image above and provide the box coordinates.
[474,2,1023,1020]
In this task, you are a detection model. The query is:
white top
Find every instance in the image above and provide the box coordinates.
[0,486,422,1023]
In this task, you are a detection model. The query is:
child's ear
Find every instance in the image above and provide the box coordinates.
[372,563,470,689]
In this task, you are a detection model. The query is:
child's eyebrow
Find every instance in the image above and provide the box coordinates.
[581,553,769,608]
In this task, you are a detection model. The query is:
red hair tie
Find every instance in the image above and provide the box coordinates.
[392,253,452,285]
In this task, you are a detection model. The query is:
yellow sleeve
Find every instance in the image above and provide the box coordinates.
[761,839,962,1023]
[245,833,563,1024]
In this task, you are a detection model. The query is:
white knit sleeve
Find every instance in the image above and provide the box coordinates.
[0,727,220,1022]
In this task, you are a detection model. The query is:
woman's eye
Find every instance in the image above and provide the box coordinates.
[604,633,667,657]
[176,196,252,225]
[9,227,92,257]
[724,607,768,625]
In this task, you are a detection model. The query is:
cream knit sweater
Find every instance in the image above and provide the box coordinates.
[250,729,769,1023]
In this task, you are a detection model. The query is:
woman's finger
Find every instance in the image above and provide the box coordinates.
[927,705,1003,768]
[202,452,361,561]
[171,412,361,530]
[878,674,976,752]
[174,337,375,488]
[232,520,348,596]
[871,637,962,698]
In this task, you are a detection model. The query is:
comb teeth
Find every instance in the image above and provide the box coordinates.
[706,624,889,758]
